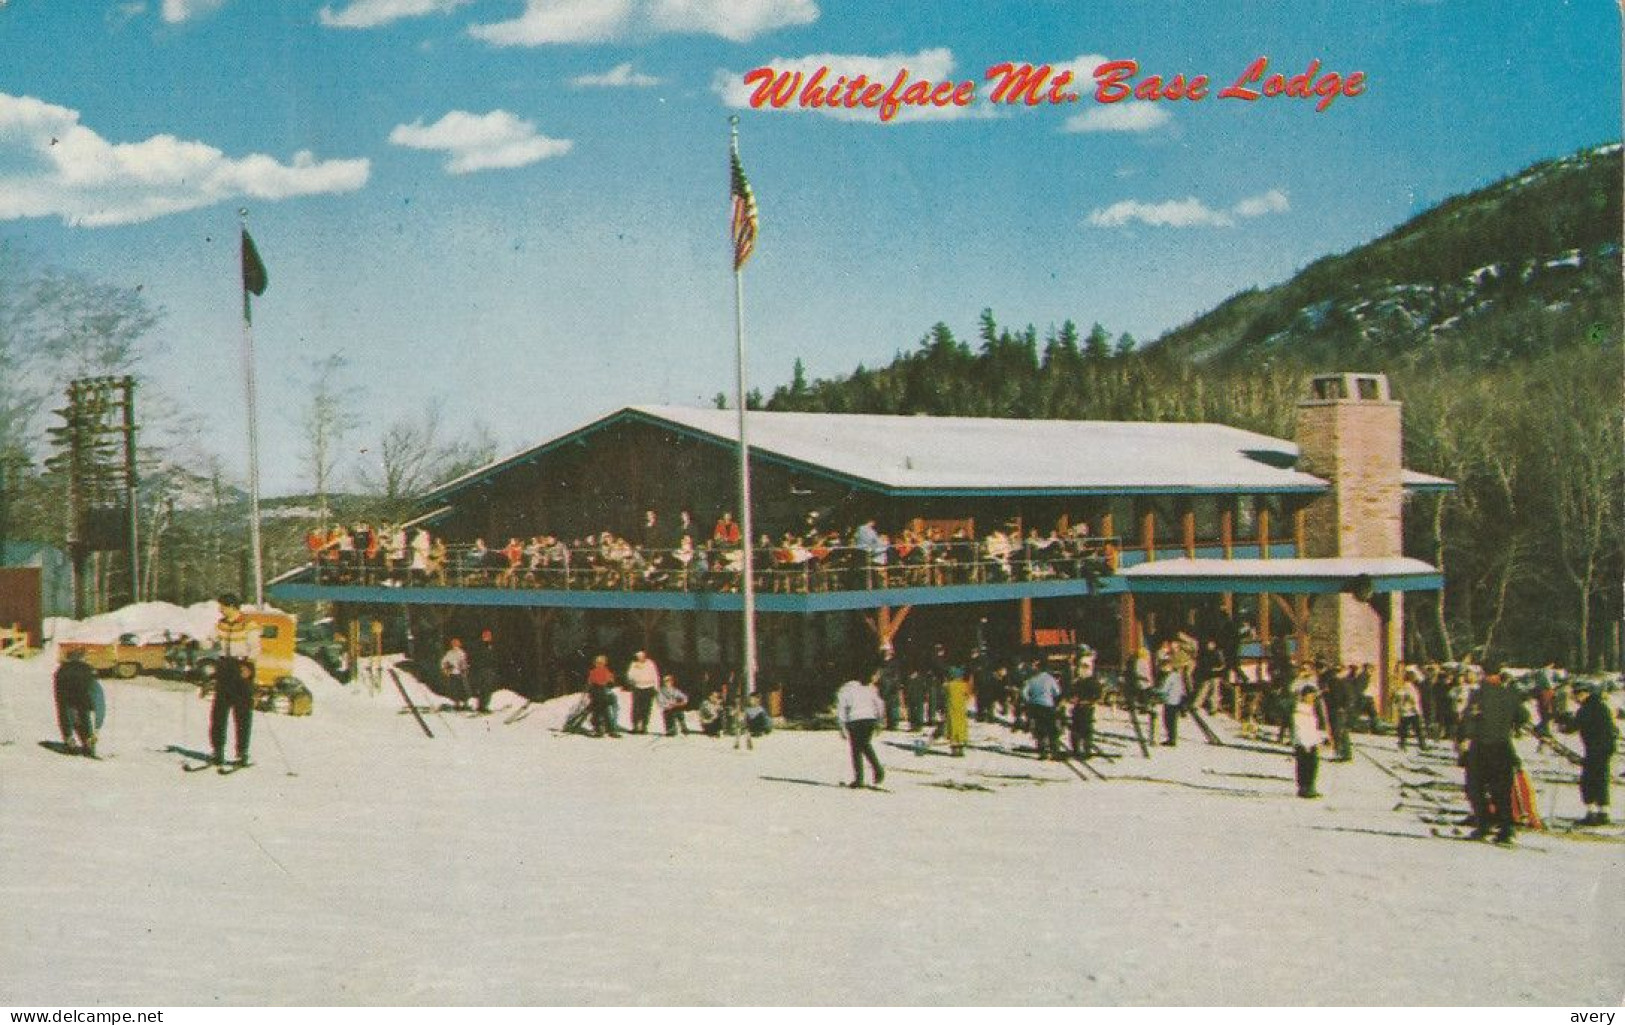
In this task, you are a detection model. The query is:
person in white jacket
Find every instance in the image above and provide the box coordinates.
[1290,679,1329,799]
[626,651,661,734]
[836,674,887,788]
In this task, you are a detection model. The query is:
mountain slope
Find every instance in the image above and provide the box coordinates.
[1151,143,1622,368]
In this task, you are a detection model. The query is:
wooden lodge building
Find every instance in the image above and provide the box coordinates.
[269,373,1452,712]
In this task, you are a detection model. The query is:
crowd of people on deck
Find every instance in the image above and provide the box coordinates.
[303,508,1117,593]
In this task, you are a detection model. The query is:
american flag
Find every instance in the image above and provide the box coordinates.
[730,146,758,270]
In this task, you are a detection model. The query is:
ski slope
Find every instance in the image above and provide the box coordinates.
[0,606,1621,1006]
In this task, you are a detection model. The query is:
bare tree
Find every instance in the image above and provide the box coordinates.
[357,400,496,522]
[300,354,359,532]
[1544,392,1623,670]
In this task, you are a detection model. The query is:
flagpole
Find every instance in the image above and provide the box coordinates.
[730,116,757,750]
[239,208,266,608]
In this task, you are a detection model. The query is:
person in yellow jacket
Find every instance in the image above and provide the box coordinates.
[210,593,261,767]
[943,663,972,757]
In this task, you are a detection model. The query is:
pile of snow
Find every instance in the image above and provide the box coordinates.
[45,599,271,645]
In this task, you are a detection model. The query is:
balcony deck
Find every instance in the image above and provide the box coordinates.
[267,542,1308,612]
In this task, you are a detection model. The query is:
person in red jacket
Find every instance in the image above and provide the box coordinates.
[712,511,741,546]
[586,654,621,738]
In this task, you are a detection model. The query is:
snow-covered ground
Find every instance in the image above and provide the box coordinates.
[1,607,1621,1006]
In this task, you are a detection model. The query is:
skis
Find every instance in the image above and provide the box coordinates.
[388,668,435,739]
[1537,733,1585,766]
[1121,699,1152,759]
[182,757,250,774]
[1427,826,1539,851]
[39,740,109,759]
[1187,707,1225,746]
[503,701,534,725]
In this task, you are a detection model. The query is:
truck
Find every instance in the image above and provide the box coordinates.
[60,611,314,716]
[56,635,177,679]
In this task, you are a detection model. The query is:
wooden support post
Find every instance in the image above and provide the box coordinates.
[862,605,913,652]
[1119,593,1139,663]
[1257,503,1272,560]
[1293,505,1308,557]
[1181,503,1196,558]
[1220,504,1234,559]
[1019,597,1033,648]
[1294,594,1311,664]
[1140,507,1156,561]
[1377,593,1395,716]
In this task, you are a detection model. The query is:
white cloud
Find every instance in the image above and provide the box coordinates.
[0,92,369,228]
[570,62,662,88]
[469,0,817,46]
[160,0,226,23]
[1062,102,1172,134]
[318,0,472,30]
[714,48,990,123]
[388,110,573,174]
[1232,188,1290,218]
[109,3,149,29]
[1088,197,1232,228]
[1086,188,1291,229]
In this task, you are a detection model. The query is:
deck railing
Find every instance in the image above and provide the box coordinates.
[299,538,1122,595]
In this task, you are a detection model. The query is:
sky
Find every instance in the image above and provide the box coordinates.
[0,0,1618,496]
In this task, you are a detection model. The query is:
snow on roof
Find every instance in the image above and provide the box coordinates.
[1120,556,1440,579]
[1401,469,1455,491]
[428,405,1453,499]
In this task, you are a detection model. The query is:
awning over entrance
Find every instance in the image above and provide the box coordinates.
[1118,557,1443,595]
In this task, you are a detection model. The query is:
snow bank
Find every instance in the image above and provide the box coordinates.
[44,598,291,645]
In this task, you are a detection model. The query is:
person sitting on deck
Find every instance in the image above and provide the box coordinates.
[853,519,889,585]
[462,538,491,585]
[984,529,1015,580]
[713,511,741,547]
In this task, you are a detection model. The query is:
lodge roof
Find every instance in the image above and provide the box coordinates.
[424,405,1453,502]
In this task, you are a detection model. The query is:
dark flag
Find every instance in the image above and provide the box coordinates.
[241,229,268,296]
[729,147,758,271]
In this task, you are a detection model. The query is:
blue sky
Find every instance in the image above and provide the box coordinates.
[0,0,1618,495]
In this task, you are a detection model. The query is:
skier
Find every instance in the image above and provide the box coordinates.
[876,646,903,730]
[1022,661,1062,760]
[1458,665,1529,844]
[942,662,972,757]
[1394,668,1428,751]
[1158,652,1185,747]
[1290,680,1328,799]
[626,650,661,733]
[469,629,498,714]
[439,637,470,711]
[585,654,620,737]
[53,648,102,757]
[209,593,259,767]
[835,675,885,788]
[1563,680,1618,826]
[1069,668,1103,760]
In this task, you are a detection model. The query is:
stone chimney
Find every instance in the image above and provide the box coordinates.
[1295,373,1403,672]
